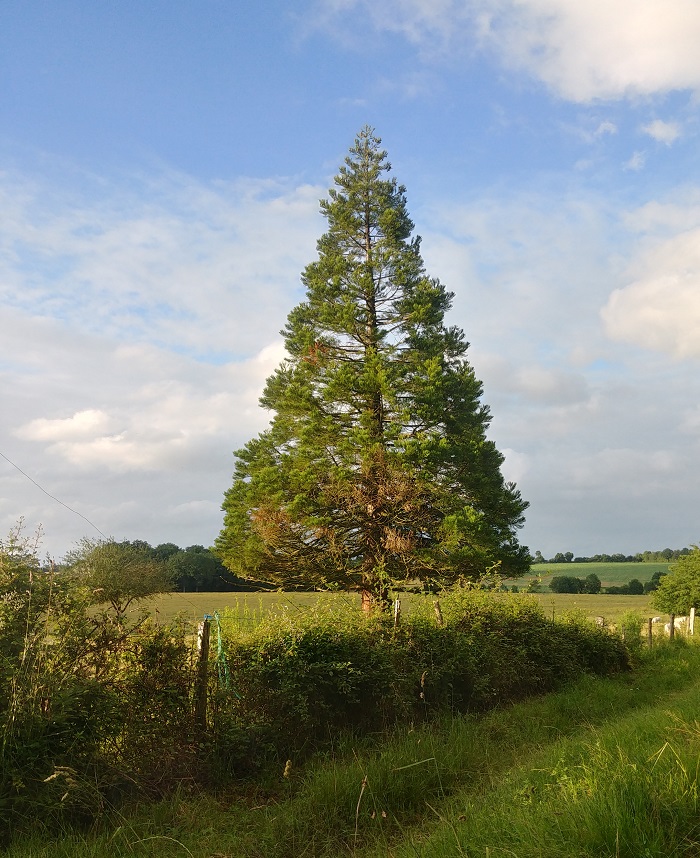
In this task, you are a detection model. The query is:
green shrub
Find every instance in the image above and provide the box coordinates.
[0,525,198,845]
[217,591,631,766]
[0,524,632,847]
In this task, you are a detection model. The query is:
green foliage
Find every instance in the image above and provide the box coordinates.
[652,546,700,614]
[388,685,700,858]
[165,544,229,592]
[637,546,692,562]
[529,561,671,587]
[63,538,174,620]
[583,573,602,593]
[536,548,691,563]
[617,609,646,658]
[605,578,646,595]
[216,128,529,606]
[0,524,199,846]
[217,590,629,766]
[542,566,651,596]
[548,573,601,594]
[549,575,582,593]
[0,520,636,849]
[9,630,698,858]
[644,568,667,593]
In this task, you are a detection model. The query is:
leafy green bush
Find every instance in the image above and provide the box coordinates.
[652,546,700,614]
[217,590,631,766]
[0,525,197,845]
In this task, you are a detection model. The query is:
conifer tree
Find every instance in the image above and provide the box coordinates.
[216,128,529,608]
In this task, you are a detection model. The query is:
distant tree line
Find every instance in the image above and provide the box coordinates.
[60,540,266,593]
[533,547,692,564]
[548,569,667,596]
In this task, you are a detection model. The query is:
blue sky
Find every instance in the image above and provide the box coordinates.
[2,0,700,561]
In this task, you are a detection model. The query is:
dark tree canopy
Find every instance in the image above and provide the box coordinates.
[215,128,529,607]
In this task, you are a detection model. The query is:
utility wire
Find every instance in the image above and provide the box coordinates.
[0,449,109,540]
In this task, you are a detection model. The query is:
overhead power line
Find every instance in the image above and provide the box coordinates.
[0,449,108,540]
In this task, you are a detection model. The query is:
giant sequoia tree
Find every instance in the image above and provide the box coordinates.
[216,128,529,608]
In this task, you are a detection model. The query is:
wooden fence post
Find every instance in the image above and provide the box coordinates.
[393,598,401,627]
[669,613,675,641]
[647,617,653,648]
[194,617,211,733]
[433,600,444,627]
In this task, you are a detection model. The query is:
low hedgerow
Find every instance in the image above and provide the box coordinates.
[0,522,632,849]
[0,525,200,846]
[216,590,631,767]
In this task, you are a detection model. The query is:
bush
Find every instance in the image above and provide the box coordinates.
[549,575,582,593]
[0,525,633,846]
[217,591,631,767]
[618,610,645,658]
[652,547,700,614]
[0,525,198,845]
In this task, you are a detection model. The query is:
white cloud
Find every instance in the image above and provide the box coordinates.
[679,405,700,433]
[568,448,678,494]
[642,119,682,145]
[482,0,700,102]
[316,0,700,102]
[500,447,530,484]
[0,164,313,555]
[476,356,591,406]
[595,121,617,137]
[20,410,112,441]
[0,167,322,360]
[622,194,700,233]
[624,151,646,171]
[3,155,700,560]
[307,0,471,54]
[602,226,700,359]
[11,339,287,474]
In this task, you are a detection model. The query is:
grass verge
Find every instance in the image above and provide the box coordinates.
[4,640,700,858]
[381,644,700,857]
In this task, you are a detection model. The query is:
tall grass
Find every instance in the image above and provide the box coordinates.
[381,651,700,857]
[4,641,700,858]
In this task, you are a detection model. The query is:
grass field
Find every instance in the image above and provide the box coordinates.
[529,592,653,622]
[516,561,671,588]
[143,590,356,627]
[142,587,661,628]
[138,562,672,628]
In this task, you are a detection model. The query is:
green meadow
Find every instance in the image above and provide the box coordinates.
[130,562,675,630]
[144,586,662,629]
[520,561,671,587]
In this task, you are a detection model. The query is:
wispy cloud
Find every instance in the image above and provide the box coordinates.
[0,166,323,360]
[0,164,322,553]
[595,121,617,137]
[624,151,646,171]
[642,119,682,145]
[314,0,700,102]
[4,153,700,558]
